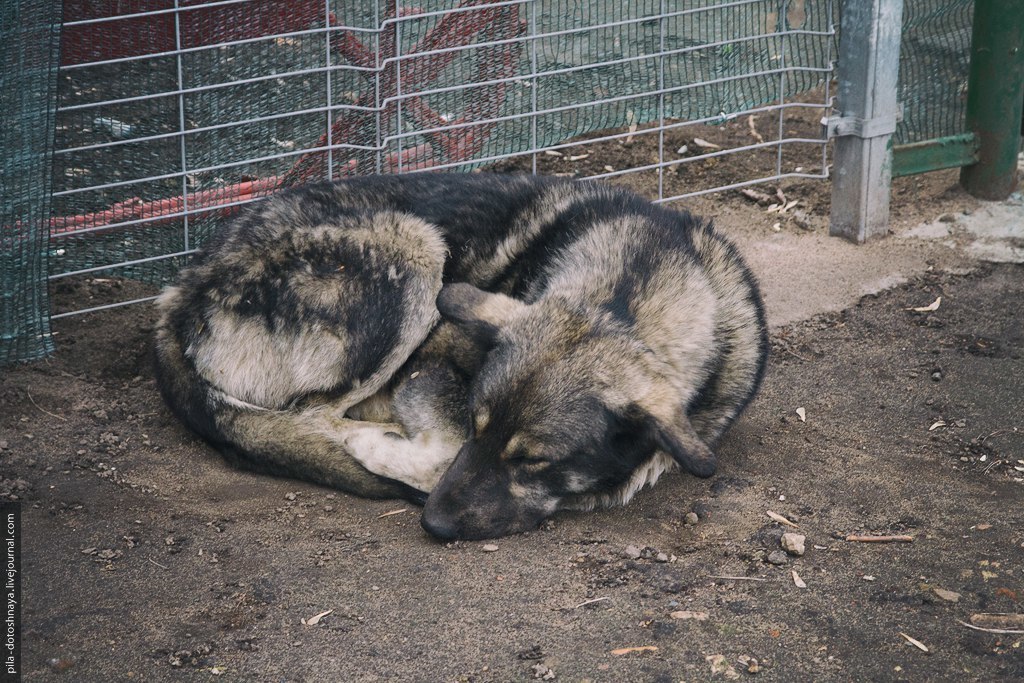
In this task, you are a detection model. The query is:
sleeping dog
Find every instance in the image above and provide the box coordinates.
[154,174,767,539]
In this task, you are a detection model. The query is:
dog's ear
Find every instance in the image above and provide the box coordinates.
[436,283,529,345]
[642,405,717,478]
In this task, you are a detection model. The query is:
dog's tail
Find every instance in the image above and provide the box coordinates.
[153,294,430,501]
[152,207,449,501]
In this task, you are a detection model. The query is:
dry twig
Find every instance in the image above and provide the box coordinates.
[573,596,610,609]
[740,188,774,205]
[747,115,764,143]
[957,619,1024,635]
[845,534,914,543]
[27,390,67,421]
[611,646,658,656]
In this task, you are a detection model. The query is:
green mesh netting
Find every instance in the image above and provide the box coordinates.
[1,0,62,364]
[895,0,973,145]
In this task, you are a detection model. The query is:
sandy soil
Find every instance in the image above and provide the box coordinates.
[4,108,1023,681]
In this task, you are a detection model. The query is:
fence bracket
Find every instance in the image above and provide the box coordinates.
[825,114,898,140]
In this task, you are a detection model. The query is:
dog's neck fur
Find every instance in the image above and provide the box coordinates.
[563,452,677,511]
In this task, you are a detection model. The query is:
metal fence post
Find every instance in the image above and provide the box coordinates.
[959,0,1024,200]
[829,0,904,243]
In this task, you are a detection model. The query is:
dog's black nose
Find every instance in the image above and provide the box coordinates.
[420,510,459,540]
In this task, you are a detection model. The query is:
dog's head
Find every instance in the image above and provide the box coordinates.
[421,283,716,540]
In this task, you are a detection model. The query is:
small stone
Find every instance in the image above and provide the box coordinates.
[655,552,669,563]
[766,550,789,565]
[684,512,700,526]
[738,655,760,674]
[0,440,8,450]
[670,610,709,621]
[933,588,961,603]
[531,663,556,680]
[481,544,499,552]
[781,532,806,557]
[938,213,957,223]
[284,492,297,501]
[47,657,75,673]
[623,545,642,560]
[931,371,942,382]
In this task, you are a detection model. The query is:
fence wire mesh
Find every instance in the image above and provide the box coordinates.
[0,0,974,363]
[895,0,973,145]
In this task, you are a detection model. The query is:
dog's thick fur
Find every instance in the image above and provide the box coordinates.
[154,174,768,539]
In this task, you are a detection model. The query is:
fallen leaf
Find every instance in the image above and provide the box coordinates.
[982,571,999,581]
[933,588,961,603]
[301,609,333,626]
[899,632,930,653]
[611,646,658,656]
[792,570,807,588]
[976,523,992,530]
[970,613,1024,629]
[766,510,799,528]
[795,407,806,422]
[692,137,722,150]
[908,296,941,313]
[995,587,1019,602]
[670,610,709,621]
[929,420,947,431]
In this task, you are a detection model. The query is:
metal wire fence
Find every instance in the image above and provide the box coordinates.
[2,0,976,363]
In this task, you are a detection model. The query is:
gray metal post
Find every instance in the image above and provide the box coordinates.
[829,0,904,243]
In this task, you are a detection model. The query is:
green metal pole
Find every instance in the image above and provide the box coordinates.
[959,0,1024,199]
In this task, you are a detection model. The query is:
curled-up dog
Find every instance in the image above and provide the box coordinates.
[154,174,768,539]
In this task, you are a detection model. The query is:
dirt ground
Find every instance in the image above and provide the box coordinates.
[4,108,1024,680]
